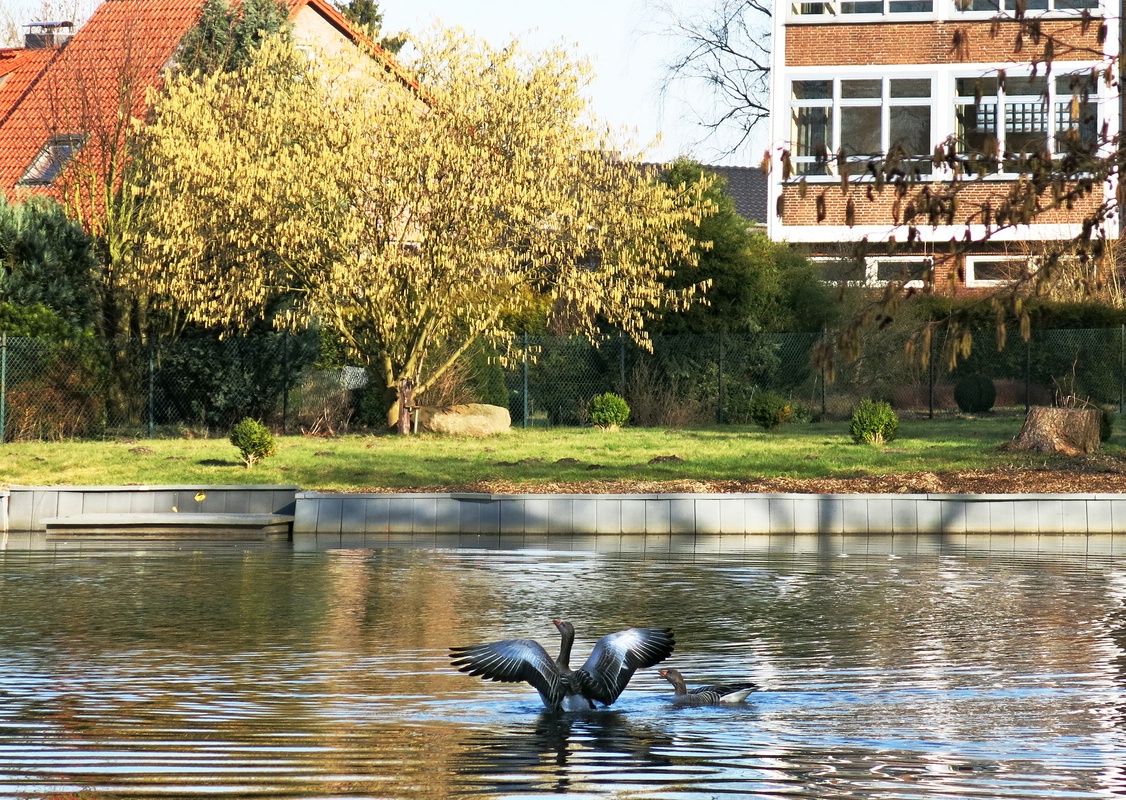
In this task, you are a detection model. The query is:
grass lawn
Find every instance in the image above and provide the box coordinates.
[3,414,1110,491]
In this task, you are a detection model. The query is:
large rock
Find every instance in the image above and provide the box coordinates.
[416,404,511,436]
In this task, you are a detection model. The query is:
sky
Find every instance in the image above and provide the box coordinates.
[378,0,754,166]
[4,0,760,166]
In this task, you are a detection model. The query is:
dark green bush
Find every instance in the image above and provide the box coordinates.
[230,417,277,467]
[749,390,792,430]
[589,392,630,428]
[954,373,996,413]
[850,399,899,445]
[1101,408,1115,442]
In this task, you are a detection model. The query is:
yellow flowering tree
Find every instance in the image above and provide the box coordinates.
[135,32,709,430]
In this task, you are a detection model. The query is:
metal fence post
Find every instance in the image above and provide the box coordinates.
[619,332,626,394]
[0,333,6,444]
[522,331,529,429]
[1120,324,1124,414]
[717,333,725,425]
[282,331,290,435]
[819,329,827,419]
[928,326,935,420]
[148,342,155,439]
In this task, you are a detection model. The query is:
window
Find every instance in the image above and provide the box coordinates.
[965,255,1031,286]
[791,80,832,175]
[872,256,932,288]
[17,134,85,186]
[814,257,867,284]
[955,72,1099,170]
[790,77,932,177]
[1055,73,1099,156]
[792,0,932,16]
[814,255,932,286]
[956,0,1097,12]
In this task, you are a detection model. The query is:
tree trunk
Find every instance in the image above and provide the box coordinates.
[396,378,415,435]
[1008,406,1102,456]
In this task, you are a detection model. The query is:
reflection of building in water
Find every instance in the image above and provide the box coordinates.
[1096,570,1126,795]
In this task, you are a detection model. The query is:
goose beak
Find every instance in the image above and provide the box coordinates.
[658,669,668,677]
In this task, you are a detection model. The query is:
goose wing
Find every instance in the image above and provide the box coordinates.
[577,627,675,706]
[450,638,564,707]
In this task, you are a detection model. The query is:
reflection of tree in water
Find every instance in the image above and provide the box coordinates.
[452,711,673,794]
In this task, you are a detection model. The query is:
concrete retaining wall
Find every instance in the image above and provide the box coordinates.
[6,485,298,532]
[8,486,1126,535]
[293,491,1126,535]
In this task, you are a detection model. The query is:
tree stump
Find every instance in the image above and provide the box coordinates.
[1008,406,1102,456]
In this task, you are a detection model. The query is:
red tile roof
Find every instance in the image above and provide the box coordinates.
[0,47,59,132]
[0,0,412,200]
[0,0,207,198]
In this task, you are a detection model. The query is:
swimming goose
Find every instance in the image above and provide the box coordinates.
[450,619,675,712]
[658,668,757,705]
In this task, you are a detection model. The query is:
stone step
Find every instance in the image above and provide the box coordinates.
[42,512,294,540]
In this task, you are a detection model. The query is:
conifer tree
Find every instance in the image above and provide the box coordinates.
[333,0,404,54]
[176,0,290,76]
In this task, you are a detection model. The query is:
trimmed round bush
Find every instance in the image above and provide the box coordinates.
[850,399,899,445]
[230,417,277,467]
[954,374,996,413]
[749,391,793,431]
[589,392,630,428]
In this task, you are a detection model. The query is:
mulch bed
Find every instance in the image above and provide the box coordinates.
[361,456,1126,495]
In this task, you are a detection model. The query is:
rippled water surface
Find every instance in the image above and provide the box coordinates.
[4,532,1126,798]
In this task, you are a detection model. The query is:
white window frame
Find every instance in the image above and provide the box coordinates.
[789,74,935,179]
[790,0,1104,18]
[17,134,86,187]
[870,255,932,288]
[952,0,1100,16]
[813,255,932,287]
[952,69,1104,174]
[964,254,1034,286]
[789,0,934,18]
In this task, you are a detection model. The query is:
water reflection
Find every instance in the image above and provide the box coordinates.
[2,537,1126,797]
[453,711,673,795]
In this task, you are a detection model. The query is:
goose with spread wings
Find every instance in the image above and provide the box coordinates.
[450,619,675,712]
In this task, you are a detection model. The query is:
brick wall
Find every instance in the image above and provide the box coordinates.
[779,179,1104,226]
[786,19,1103,66]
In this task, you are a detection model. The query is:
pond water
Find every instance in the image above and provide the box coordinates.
[3,532,1126,798]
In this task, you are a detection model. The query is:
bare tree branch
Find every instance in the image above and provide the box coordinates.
[650,0,772,157]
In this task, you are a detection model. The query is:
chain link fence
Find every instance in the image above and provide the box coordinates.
[2,328,1125,440]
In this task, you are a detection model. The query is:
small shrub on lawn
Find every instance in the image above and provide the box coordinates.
[750,391,792,431]
[850,399,899,445]
[589,392,630,429]
[1101,408,1115,442]
[230,417,277,467]
[954,373,996,413]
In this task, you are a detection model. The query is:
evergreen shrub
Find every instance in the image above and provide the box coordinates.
[589,392,630,428]
[749,391,792,430]
[850,399,899,445]
[954,374,996,413]
[230,417,277,467]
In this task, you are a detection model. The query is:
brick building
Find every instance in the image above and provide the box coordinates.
[766,0,1119,293]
